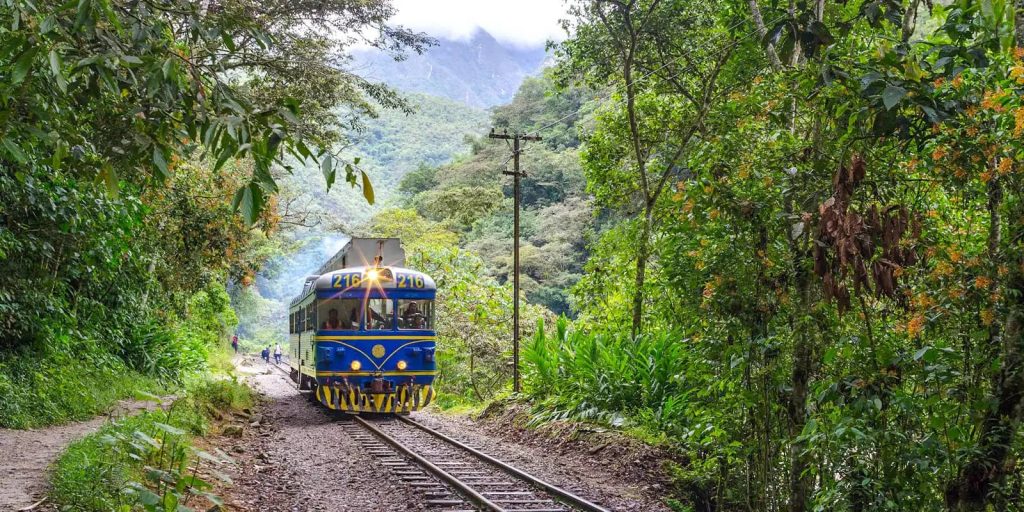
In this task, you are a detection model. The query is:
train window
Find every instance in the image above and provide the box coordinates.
[289,313,294,334]
[398,300,433,330]
[365,298,394,330]
[318,299,359,330]
[306,304,316,332]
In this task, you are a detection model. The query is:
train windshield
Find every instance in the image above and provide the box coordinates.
[398,299,434,330]
[318,299,359,330]
[365,298,394,330]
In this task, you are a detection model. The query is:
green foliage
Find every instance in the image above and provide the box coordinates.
[397,74,596,315]
[50,378,251,511]
[545,0,1024,510]
[0,355,164,430]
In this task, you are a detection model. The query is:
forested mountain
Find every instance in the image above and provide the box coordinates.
[353,29,548,108]
[392,74,598,316]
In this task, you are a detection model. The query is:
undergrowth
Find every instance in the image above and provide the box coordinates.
[0,351,165,429]
[50,377,252,511]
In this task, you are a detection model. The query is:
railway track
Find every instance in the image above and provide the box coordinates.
[349,415,611,512]
[264,361,610,511]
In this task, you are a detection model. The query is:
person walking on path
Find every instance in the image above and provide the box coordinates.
[231,335,239,354]
[261,346,270,364]
[274,344,283,364]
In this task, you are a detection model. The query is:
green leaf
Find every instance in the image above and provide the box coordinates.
[100,164,119,198]
[153,422,185,436]
[2,138,28,163]
[12,47,39,84]
[152,147,169,179]
[881,84,906,110]
[321,154,335,190]
[135,390,162,403]
[361,170,375,204]
[162,57,175,79]
[233,184,264,225]
[49,50,68,93]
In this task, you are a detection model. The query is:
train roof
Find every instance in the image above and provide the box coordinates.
[290,266,436,305]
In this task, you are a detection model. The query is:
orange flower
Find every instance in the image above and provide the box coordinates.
[1012,65,1024,84]
[980,170,993,183]
[1015,107,1024,137]
[980,309,995,326]
[998,157,1013,175]
[952,75,964,89]
[907,314,925,337]
[975,275,992,289]
[709,209,720,220]
[966,126,979,137]
[933,77,945,88]
[932,146,947,161]
[1016,47,1024,60]
[738,163,751,179]
[981,89,1007,112]
[947,248,963,263]
[933,261,954,277]
[948,286,965,299]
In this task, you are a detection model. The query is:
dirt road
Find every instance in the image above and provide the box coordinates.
[216,361,668,511]
[0,398,166,511]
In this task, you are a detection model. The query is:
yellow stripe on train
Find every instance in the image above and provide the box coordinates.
[315,385,433,413]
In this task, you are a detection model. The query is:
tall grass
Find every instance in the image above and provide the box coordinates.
[522,317,693,436]
[50,378,251,511]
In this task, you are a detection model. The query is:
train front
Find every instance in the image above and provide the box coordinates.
[312,266,437,414]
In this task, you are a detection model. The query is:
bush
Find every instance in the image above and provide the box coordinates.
[50,378,251,511]
[522,317,690,435]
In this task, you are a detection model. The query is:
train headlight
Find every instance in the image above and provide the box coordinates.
[396,360,407,371]
[350,360,362,371]
[366,269,379,281]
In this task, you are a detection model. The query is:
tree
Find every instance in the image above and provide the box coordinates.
[560,0,738,336]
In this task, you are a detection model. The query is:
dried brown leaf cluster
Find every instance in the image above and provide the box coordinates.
[813,156,922,313]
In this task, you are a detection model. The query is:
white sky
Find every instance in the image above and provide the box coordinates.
[389,0,570,48]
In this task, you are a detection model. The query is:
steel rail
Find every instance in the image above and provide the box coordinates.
[352,415,505,512]
[399,415,612,512]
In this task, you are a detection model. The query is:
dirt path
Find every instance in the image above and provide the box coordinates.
[0,398,167,511]
[216,360,666,511]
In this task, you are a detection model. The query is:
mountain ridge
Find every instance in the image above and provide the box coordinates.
[353,28,548,108]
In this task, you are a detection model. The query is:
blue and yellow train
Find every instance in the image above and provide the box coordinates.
[287,239,436,414]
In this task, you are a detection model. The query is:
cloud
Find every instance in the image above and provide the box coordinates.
[389,0,569,48]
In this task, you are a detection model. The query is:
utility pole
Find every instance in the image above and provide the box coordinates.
[488,129,541,394]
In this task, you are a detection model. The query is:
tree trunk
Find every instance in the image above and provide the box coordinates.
[1017,0,1024,48]
[631,204,653,338]
[944,189,1023,511]
[788,317,813,512]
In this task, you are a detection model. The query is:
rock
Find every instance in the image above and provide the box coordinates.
[249,421,261,428]
[223,425,244,438]
[232,446,246,454]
